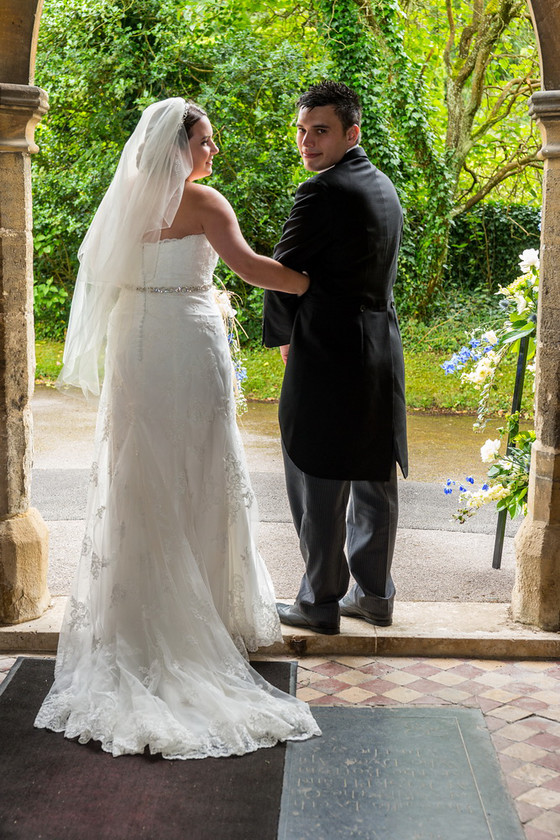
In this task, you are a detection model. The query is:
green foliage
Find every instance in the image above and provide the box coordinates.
[33,277,70,341]
[32,0,540,340]
[446,204,541,292]
[33,0,199,313]
[442,251,538,522]
[402,335,534,415]
[242,347,286,400]
[399,290,503,353]
[188,23,329,330]
[491,425,535,519]
[32,0,328,342]
[312,0,539,316]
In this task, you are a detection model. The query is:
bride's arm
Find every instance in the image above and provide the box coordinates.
[195,187,309,296]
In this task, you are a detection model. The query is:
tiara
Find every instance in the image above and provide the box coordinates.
[183,101,189,120]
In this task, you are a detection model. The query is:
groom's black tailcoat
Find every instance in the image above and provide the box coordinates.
[263,146,408,482]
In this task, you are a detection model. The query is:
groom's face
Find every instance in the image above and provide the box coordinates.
[296,105,359,172]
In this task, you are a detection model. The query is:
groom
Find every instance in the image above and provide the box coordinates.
[263,81,408,635]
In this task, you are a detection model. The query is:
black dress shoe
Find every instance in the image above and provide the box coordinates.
[276,603,340,635]
[339,596,393,627]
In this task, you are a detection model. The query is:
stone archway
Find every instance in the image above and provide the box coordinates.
[511,1,560,631]
[0,1,559,629]
[0,0,49,624]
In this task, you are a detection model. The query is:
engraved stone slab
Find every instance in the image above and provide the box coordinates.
[279,707,524,840]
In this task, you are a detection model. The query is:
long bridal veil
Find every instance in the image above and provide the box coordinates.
[59,98,192,397]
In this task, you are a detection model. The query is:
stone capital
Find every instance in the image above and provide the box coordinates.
[0,83,48,154]
[529,91,560,159]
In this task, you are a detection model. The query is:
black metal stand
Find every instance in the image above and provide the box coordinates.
[492,335,530,569]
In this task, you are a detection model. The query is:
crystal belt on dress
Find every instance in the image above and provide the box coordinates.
[131,282,213,294]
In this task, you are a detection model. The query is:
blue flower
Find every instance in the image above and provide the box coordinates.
[482,483,489,491]
[233,361,247,383]
[444,486,453,495]
[470,338,481,348]
[442,347,475,374]
[459,485,466,492]
[466,476,474,484]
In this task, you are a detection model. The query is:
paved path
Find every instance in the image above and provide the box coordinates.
[31,386,518,603]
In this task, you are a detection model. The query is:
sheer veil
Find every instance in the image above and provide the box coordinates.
[57,97,193,397]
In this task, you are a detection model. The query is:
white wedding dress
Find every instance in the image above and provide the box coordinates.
[35,235,319,758]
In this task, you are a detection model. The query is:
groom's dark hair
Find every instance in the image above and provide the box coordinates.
[297,81,362,131]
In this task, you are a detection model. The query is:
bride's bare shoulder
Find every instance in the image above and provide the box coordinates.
[183,183,231,213]
[187,184,231,213]
[183,182,223,201]
[166,183,232,237]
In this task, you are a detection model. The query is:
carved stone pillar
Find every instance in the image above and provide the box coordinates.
[512,91,560,631]
[0,81,50,623]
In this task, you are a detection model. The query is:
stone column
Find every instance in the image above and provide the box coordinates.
[0,82,50,624]
[512,91,560,632]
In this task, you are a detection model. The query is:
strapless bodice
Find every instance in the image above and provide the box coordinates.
[142,234,218,289]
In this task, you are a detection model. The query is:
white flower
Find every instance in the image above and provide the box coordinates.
[481,330,498,347]
[513,292,528,314]
[463,357,493,386]
[480,438,501,463]
[527,362,536,391]
[485,483,509,501]
[519,249,540,273]
[214,289,236,319]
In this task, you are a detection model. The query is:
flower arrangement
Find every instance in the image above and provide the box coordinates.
[442,249,538,522]
[214,286,248,414]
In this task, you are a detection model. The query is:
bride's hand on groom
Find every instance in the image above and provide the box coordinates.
[186,184,308,296]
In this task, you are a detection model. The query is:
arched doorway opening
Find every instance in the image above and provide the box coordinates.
[0,0,558,629]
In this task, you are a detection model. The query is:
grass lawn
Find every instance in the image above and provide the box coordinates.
[244,346,533,416]
[35,339,534,419]
[35,340,64,383]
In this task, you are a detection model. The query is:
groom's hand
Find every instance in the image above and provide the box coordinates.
[280,345,290,365]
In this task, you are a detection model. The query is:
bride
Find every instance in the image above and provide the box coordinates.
[34,97,320,758]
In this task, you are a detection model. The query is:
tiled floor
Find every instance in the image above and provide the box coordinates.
[293,655,560,840]
[2,654,560,840]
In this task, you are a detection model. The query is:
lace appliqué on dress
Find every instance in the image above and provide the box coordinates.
[224,451,255,523]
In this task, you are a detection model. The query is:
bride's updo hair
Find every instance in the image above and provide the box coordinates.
[183,101,207,138]
[136,99,207,170]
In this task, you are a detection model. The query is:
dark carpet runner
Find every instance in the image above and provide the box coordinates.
[0,657,294,840]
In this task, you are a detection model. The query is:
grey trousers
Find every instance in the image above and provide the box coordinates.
[282,442,398,625]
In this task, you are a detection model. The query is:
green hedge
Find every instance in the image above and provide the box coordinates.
[445,203,541,293]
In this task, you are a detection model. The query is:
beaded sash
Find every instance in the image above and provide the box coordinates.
[132,282,213,294]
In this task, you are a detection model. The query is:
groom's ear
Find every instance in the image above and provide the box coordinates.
[347,124,360,146]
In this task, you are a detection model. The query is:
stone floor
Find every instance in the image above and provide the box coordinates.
[2,654,560,839]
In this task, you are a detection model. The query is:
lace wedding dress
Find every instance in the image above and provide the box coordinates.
[35,235,319,758]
